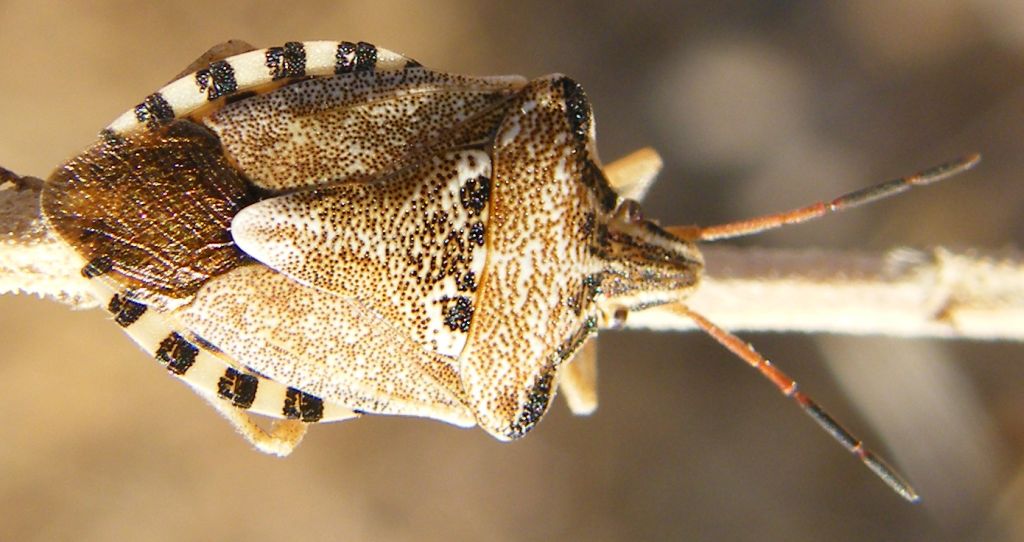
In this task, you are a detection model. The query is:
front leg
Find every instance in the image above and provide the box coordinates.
[558,339,598,415]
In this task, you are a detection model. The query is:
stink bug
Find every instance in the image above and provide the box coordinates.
[6,40,977,501]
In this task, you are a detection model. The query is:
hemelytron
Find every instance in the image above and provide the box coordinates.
[6,40,978,500]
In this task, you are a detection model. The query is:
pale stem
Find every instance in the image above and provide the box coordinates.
[0,182,94,308]
[633,245,1024,341]
[2,183,1022,340]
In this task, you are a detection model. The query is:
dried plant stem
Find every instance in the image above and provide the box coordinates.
[631,245,1024,341]
[0,181,94,308]
[2,181,1022,340]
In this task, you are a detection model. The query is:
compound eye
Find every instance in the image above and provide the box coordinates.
[616,199,644,224]
[557,77,592,145]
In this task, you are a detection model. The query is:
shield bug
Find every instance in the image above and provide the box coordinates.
[11,40,978,500]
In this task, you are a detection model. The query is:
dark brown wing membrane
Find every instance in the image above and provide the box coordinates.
[41,120,256,307]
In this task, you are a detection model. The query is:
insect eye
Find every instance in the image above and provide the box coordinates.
[616,199,644,224]
[557,77,592,144]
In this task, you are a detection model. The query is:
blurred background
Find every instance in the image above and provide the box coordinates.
[0,1,1022,540]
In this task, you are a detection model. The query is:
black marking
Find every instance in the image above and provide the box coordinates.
[580,212,596,240]
[619,199,643,224]
[98,128,123,145]
[224,90,257,106]
[442,296,474,332]
[404,59,422,69]
[266,41,306,80]
[195,60,238,100]
[107,293,147,327]
[582,273,603,302]
[190,334,222,353]
[334,42,357,74]
[133,93,175,128]
[354,42,377,71]
[283,388,325,422]
[81,255,113,278]
[567,276,597,316]
[555,316,598,364]
[336,41,377,74]
[156,333,198,376]
[507,368,556,439]
[558,77,591,143]
[468,222,486,246]
[584,160,618,213]
[217,368,258,409]
[458,271,477,292]
[460,175,490,217]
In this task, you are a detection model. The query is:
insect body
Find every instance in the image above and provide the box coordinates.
[20,40,977,500]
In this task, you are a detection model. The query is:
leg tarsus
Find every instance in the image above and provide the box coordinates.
[260,420,309,457]
[209,397,308,456]
[0,166,44,191]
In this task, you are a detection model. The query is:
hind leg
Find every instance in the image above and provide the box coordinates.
[207,396,358,457]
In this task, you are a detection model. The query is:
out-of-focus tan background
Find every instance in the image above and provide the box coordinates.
[1,1,1022,540]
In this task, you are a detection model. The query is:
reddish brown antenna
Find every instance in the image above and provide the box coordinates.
[674,305,919,501]
[667,154,980,242]
[665,155,981,501]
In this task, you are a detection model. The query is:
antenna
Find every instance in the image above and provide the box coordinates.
[667,154,980,242]
[672,304,919,502]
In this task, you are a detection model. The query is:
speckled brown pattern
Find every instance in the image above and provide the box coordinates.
[233,148,494,360]
[204,68,524,191]
[37,41,705,445]
[458,76,703,439]
[175,264,473,425]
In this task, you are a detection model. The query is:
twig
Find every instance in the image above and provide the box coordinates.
[1,178,1022,340]
[0,177,94,308]
[630,245,1024,341]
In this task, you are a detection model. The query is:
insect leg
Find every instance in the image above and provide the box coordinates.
[671,304,920,502]
[0,166,43,191]
[667,154,980,242]
[603,147,663,201]
[206,397,315,457]
[559,339,599,415]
